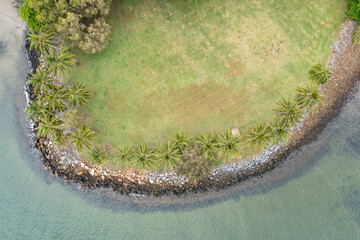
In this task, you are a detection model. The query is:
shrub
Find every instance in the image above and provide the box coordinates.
[176,145,211,179]
[19,0,43,32]
[353,27,360,44]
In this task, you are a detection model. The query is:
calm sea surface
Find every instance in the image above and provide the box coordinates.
[1,13,360,240]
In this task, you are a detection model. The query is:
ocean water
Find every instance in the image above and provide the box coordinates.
[1,12,360,240]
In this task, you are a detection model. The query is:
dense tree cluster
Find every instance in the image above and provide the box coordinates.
[22,0,112,54]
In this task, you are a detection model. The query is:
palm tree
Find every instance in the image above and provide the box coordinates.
[27,27,56,54]
[274,98,303,127]
[27,69,58,95]
[89,146,109,166]
[246,122,272,148]
[268,119,290,145]
[115,144,133,167]
[25,99,50,122]
[154,141,180,169]
[309,63,331,85]
[44,85,67,112]
[217,129,242,162]
[68,125,96,152]
[42,44,75,76]
[172,130,192,152]
[131,145,156,170]
[53,130,67,147]
[296,84,324,111]
[65,82,91,107]
[35,115,63,138]
[195,133,218,159]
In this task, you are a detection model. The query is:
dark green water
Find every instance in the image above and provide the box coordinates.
[1,13,360,240]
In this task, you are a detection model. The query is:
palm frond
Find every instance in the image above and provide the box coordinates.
[217,129,242,162]
[273,98,303,127]
[246,122,271,148]
[154,141,180,169]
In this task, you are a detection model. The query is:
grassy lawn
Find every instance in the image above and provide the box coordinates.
[69,0,346,162]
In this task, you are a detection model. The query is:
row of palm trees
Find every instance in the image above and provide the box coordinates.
[26,27,102,161]
[110,63,329,170]
[26,27,331,172]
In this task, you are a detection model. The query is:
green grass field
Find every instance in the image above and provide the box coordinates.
[69,0,346,157]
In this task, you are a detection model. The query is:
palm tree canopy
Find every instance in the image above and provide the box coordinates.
[217,129,242,162]
[195,133,218,159]
[68,125,96,152]
[274,98,303,127]
[309,63,331,85]
[154,141,180,169]
[246,122,271,148]
[131,145,156,170]
[35,115,63,138]
[43,44,75,76]
[268,119,291,145]
[296,84,324,111]
[27,27,56,54]
[25,99,50,121]
[89,146,109,166]
[44,85,67,112]
[172,130,192,152]
[65,82,91,107]
[27,69,57,95]
[115,144,134,167]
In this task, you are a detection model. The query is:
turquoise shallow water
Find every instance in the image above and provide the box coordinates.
[1,13,360,240]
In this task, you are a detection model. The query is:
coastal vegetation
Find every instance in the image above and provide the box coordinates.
[22,0,346,179]
[19,0,112,53]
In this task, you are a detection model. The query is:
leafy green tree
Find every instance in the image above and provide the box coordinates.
[42,44,75,76]
[115,144,133,167]
[25,99,50,122]
[44,86,67,112]
[172,131,193,152]
[195,133,218,159]
[27,69,57,95]
[131,145,156,170]
[348,0,360,23]
[78,17,111,54]
[176,145,211,179]
[27,27,56,54]
[246,122,272,148]
[296,84,324,111]
[68,125,96,152]
[309,63,331,85]
[154,141,181,169]
[89,146,109,166]
[274,98,303,127]
[65,82,91,107]
[19,0,42,32]
[217,129,242,162]
[268,119,291,145]
[35,115,63,138]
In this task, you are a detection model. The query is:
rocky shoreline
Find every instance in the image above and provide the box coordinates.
[25,20,360,198]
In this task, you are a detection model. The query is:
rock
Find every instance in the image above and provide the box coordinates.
[76,171,83,176]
